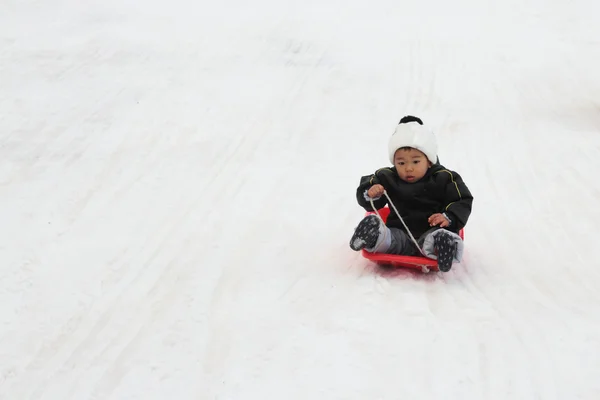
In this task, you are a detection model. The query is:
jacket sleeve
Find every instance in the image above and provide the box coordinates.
[355,170,388,211]
[437,170,473,230]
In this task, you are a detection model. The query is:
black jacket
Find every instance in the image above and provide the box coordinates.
[355,164,473,239]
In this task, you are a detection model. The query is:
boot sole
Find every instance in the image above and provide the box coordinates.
[350,215,381,251]
[434,230,457,272]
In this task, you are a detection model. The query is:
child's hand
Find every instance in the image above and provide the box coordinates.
[428,213,450,227]
[367,184,385,198]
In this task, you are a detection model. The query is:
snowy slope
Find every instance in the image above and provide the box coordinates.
[1,0,600,398]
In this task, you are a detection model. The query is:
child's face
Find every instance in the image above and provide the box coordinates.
[393,148,431,183]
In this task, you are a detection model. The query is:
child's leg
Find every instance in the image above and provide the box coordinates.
[349,215,419,256]
[421,228,464,272]
[386,228,421,256]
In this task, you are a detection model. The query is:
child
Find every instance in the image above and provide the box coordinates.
[349,116,473,272]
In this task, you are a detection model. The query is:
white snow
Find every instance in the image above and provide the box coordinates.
[2,0,600,398]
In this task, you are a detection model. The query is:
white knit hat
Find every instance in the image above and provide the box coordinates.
[388,120,438,164]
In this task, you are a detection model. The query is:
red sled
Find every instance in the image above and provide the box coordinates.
[360,207,464,272]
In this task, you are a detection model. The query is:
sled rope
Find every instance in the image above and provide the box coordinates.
[369,191,427,257]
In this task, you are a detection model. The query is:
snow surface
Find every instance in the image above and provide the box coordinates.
[2,0,600,398]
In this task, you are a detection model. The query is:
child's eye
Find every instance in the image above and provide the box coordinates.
[397,162,405,166]
[413,160,420,164]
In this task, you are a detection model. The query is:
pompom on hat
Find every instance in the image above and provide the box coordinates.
[387,115,438,164]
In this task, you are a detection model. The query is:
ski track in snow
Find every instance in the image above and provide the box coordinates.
[1,0,600,399]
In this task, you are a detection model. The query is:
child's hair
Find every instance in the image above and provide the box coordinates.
[393,146,426,159]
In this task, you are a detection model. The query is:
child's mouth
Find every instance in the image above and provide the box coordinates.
[406,176,415,181]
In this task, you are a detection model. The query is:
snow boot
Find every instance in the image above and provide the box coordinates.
[434,230,458,272]
[349,215,381,251]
